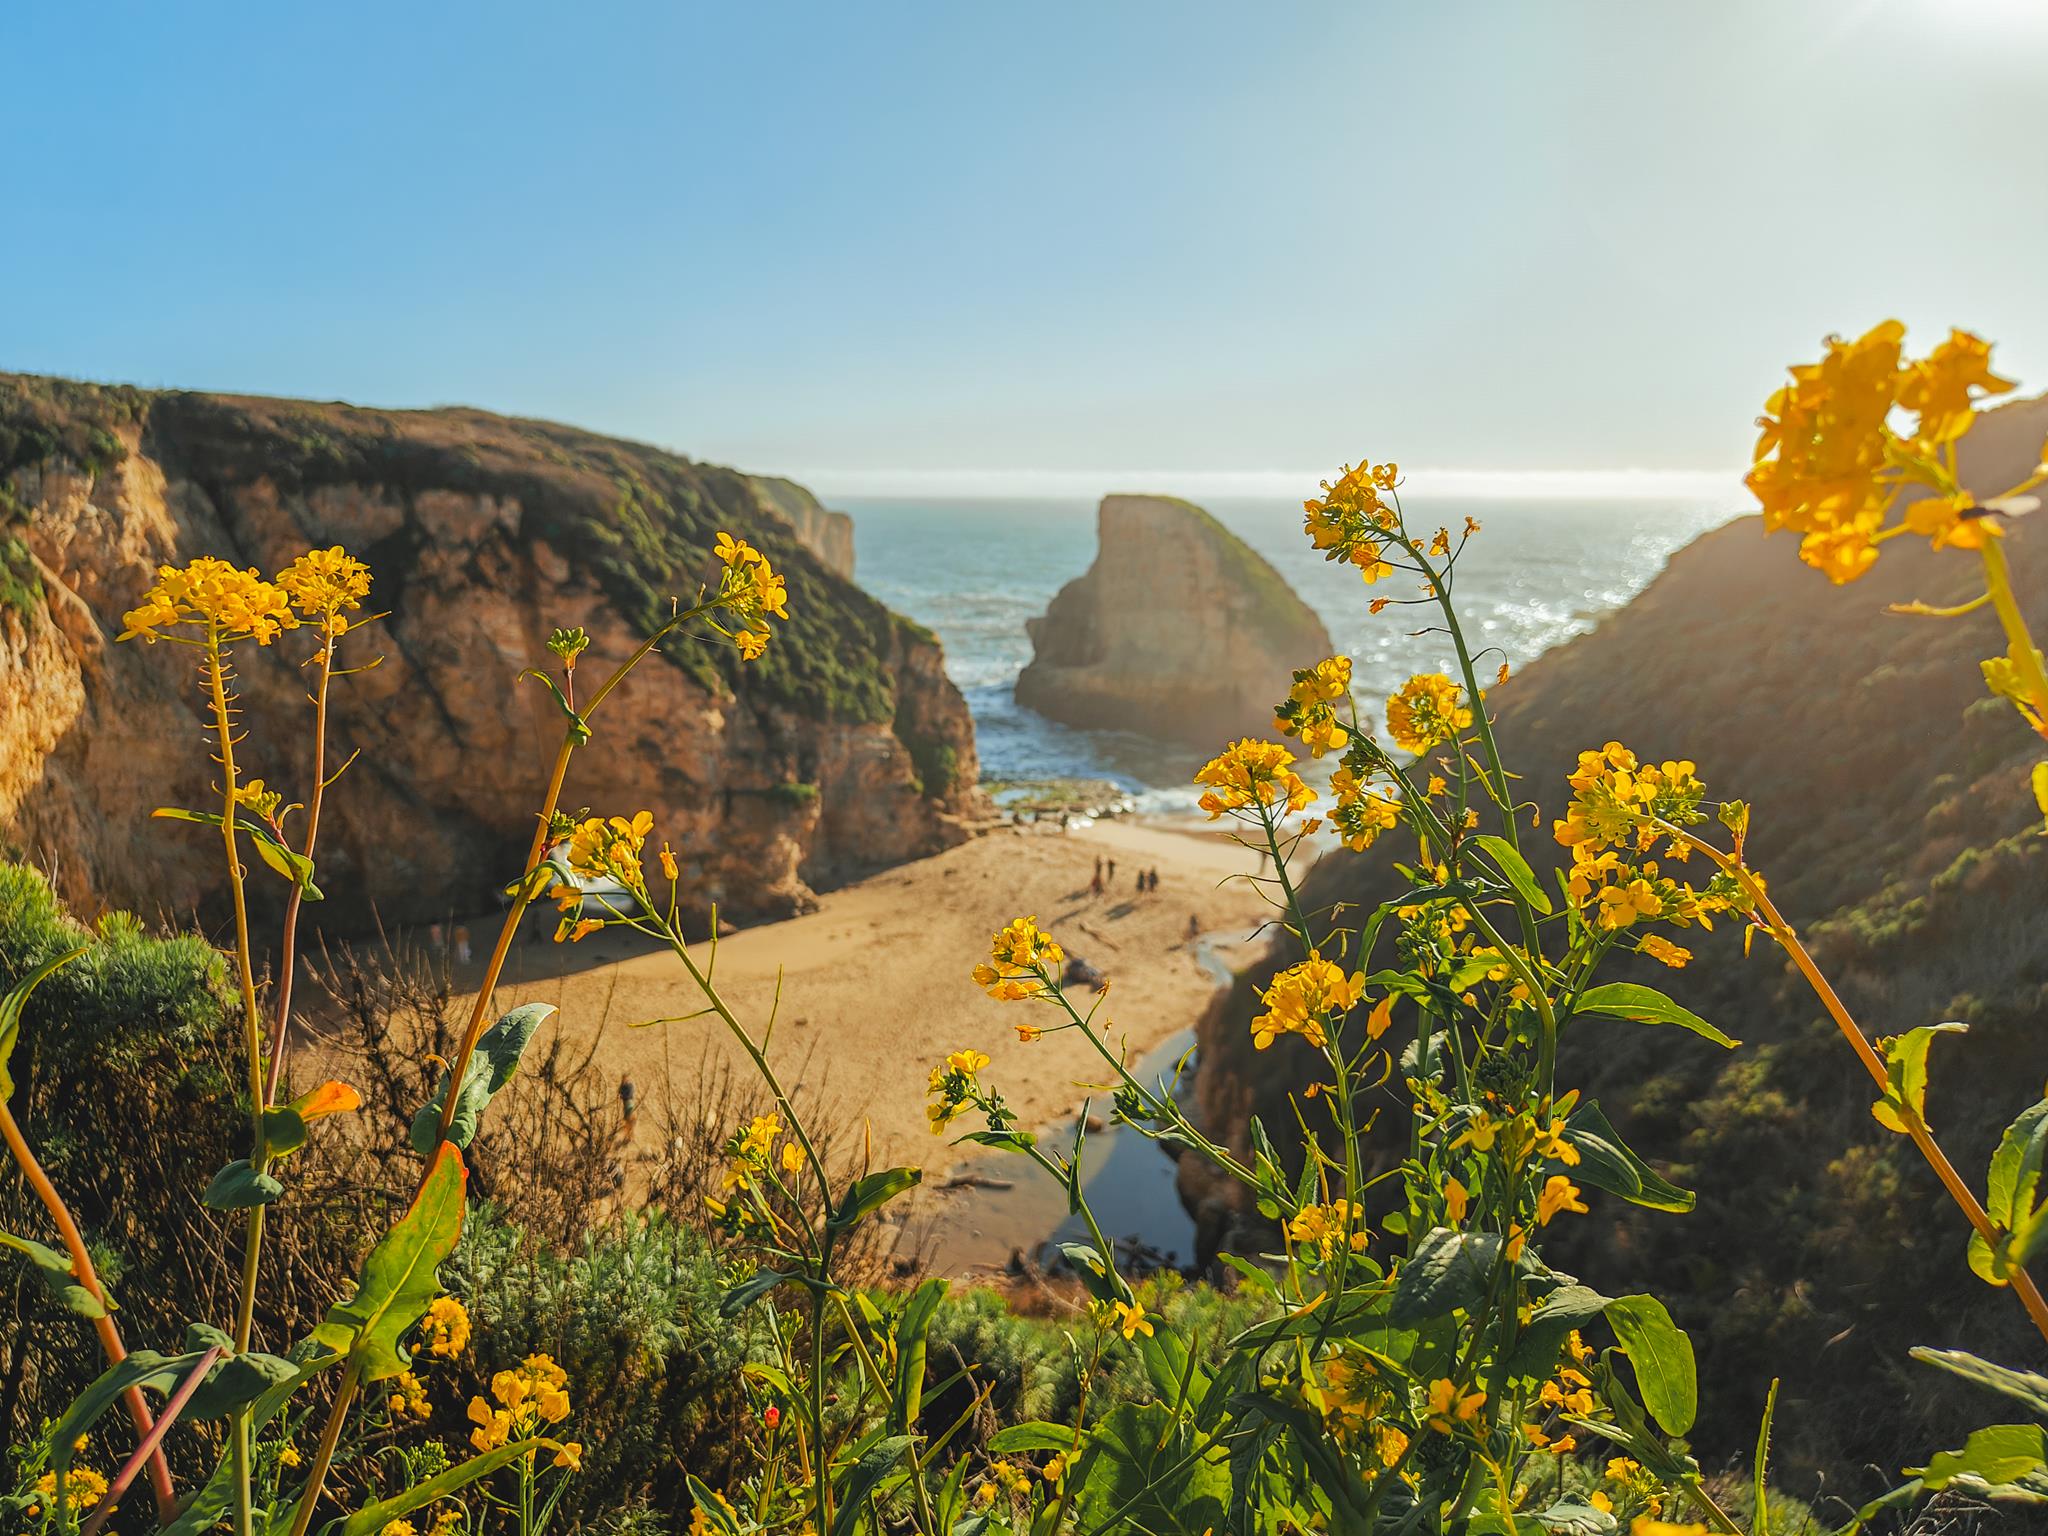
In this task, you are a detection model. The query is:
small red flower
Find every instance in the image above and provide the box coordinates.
[763,1405,781,1430]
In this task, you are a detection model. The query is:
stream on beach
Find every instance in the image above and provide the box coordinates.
[918,939,1242,1276]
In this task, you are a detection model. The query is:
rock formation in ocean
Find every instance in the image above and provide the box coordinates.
[0,375,979,930]
[1014,494,1333,746]
[1177,393,2048,1483]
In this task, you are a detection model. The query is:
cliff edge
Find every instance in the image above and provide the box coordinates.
[1015,495,1332,746]
[0,374,978,930]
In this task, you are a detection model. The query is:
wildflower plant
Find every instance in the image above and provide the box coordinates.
[917,426,2048,1532]
[0,531,786,1535]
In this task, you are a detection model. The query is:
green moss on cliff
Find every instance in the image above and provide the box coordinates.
[0,376,926,728]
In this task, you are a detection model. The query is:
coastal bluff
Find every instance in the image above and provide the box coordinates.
[1015,494,1332,745]
[0,374,978,930]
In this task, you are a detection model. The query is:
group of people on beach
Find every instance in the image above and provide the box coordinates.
[1089,855,1161,898]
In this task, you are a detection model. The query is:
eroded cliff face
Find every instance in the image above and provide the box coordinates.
[0,376,978,930]
[750,476,856,581]
[1179,395,2048,1481]
[1015,495,1332,746]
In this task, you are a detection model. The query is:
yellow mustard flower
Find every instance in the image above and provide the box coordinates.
[1385,674,1473,755]
[1111,1299,1153,1340]
[1423,1377,1485,1434]
[1286,1200,1370,1261]
[973,915,1064,1001]
[1195,738,1315,821]
[119,556,298,645]
[1331,766,1401,851]
[1252,956,1365,1051]
[469,1353,572,1453]
[420,1294,471,1357]
[1537,1175,1589,1225]
[1639,934,1692,968]
[276,545,372,630]
[35,1468,109,1509]
[1274,656,1353,757]
[925,1049,990,1135]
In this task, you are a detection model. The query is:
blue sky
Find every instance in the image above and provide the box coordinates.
[4,1,2046,496]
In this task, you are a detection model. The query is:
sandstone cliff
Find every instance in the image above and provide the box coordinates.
[0,374,978,931]
[750,475,856,580]
[1179,395,2048,1484]
[1015,495,1332,746]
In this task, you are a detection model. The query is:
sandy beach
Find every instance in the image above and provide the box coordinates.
[450,816,1277,1203]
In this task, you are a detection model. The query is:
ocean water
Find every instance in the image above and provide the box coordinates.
[846,495,1743,810]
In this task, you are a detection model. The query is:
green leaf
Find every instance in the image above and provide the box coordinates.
[0,944,86,1101]
[1871,1022,1968,1135]
[0,1229,105,1318]
[721,1267,795,1318]
[1056,1242,1122,1305]
[1971,1098,2048,1284]
[1573,983,1737,1049]
[834,1166,922,1231]
[203,1159,285,1211]
[1567,1102,1695,1214]
[1069,1400,1229,1535]
[1754,1378,1779,1536]
[1473,834,1553,914]
[151,808,322,900]
[1912,1422,2048,1501]
[183,1351,299,1421]
[989,1421,1079,1455]
[1606,1295,1696,1435]
[310,1142,468,1381]
[1390,1227,1502,1325]
[887,1277,946,1436]
[829,1434,916,1536]
[51,1351,200,1493]
[1912,1347,2048,1419]
[1532,1505,1616,1536]
[335,1439,562,1536]
[408,1004,554,1156]
[1504,1284,1608,1381]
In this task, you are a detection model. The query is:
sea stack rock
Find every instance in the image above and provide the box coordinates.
[1016,494,1333,746]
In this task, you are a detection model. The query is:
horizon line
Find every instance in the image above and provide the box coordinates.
[793,465,1746,504]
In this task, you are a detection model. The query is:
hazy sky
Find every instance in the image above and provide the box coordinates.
[5,1,2046,496]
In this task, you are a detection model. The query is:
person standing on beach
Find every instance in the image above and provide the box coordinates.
[454,925,473,964]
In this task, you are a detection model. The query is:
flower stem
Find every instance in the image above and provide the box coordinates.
[1661,820,2048,1347]
[0,1101,176,1515]
[263,625,339,1102]
[1978,537,2048,738]
[286,1362,360,1536]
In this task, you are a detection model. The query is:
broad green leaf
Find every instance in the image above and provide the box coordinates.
[203,1159,285,1211]
[834,1166,922,1231]
[957,1128,1037,1152]
[0,1229,105,1318]
[1573,983,1737,1049]
[1912,1422,2048,1501]
[1871,1022,1968,1135]
[409,1003,554,1155]
[1473,834,1553,914]
[1532,1502,1616,1535]
[335,1439,561,1536]
[311,1141,467,1382]
[829,1434,916,1536]
[1912,1346,2048,1419]
[1504,1284,1609,1381]
[0,944,86,1101]
[1069,1400,1229,1536]
[887,1276,946,1436]
[1606,1294,1696,1435]
[1567,1102,1695,1214]
[1390,1227,1502,1325]
[1971,1098,2048,1284]
[184,1351,299,1421]
[1056,1242,1121,1305]
[1230,1286,1394,1352]
[159,1354,341,1536]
